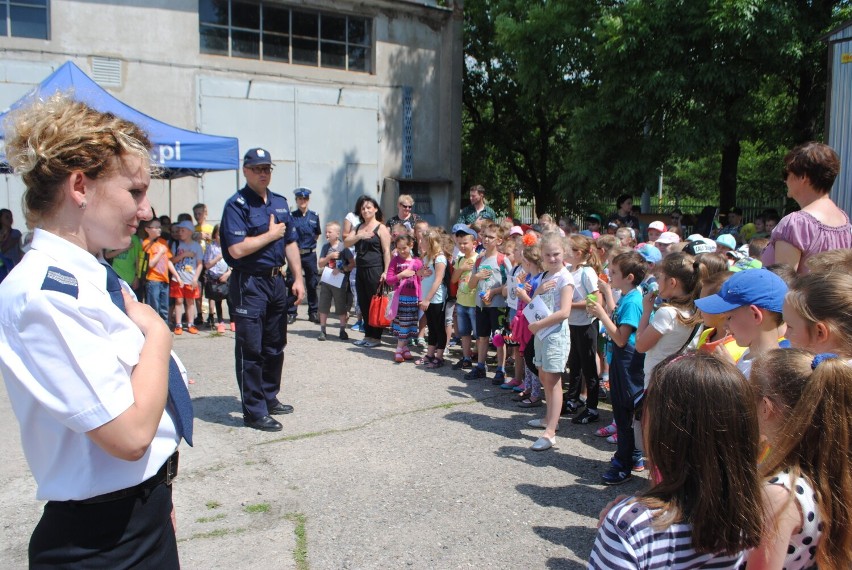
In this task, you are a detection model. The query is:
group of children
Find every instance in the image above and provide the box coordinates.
[128,203,235,334]
[321,211,851,569]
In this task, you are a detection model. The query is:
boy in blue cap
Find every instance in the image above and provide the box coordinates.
[694,268,788,377]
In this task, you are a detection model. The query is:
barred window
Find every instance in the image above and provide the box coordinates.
[199,0,372,73]
[2,0,49,39]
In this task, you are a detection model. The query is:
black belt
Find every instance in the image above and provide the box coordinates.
[299,248,315,255]
[236,266,285,278]
[72,451,179,505]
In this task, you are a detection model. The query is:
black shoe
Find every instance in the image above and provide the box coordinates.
[571,408,600,424]
[464,366,487,380]
[287,314,297,325]
[269,403,294,415]
[317,332,327,341]
[561,398,583,416]
[244,415,283,432]
[451,358,472,370]
[339,330,349,341]
[491,370,506,385]
[308,313,319,323]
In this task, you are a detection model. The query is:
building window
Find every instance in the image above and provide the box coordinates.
[2,0,49,39]
[199,1,372,73]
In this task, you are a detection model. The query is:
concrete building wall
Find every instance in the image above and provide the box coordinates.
[0,0,461,230]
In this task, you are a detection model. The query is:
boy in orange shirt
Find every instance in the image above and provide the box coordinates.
[142,219,180,323]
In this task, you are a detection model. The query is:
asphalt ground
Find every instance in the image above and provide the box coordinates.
[0,306,648,569]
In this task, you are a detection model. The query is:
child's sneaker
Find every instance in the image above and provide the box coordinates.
[632,458,646,472]
[351,320,364,333]
[606,433,618,445]
[174,326,183,335]
[216,322,226,333]
[452,357,472,370]
[571,408,600,424]
[464,366,487,380]
[595,421,617,437]
[339,329,349,341]
[230,322,236,332]
[491,370,506,385]
[187,326,199,334]
[500,377,523,390]
[562,398,583,415]
[601,459,632,486]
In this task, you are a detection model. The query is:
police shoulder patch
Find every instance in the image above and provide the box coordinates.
[41,266,79,298]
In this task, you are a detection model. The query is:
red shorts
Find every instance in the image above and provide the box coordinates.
[169,282,200,299]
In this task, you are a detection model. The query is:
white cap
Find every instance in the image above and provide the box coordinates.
[655,231,680,245]
[648,220,667,232]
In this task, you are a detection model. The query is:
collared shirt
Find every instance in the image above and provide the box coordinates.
[456,204,497,225]
[220,185,297,271]
[0,229,181,500]
[291,208,321,251]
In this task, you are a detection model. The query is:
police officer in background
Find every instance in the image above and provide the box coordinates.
[287,187,321,324]
[220,148,305,432]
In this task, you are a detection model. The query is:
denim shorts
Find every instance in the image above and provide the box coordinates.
[456,304,477,337]
[533,320,570,373]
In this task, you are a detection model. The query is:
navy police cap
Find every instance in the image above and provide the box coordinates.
[294,187,312,198]
[243,147,273,166]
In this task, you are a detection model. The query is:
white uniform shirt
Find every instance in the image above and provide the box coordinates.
[0,229,180,501]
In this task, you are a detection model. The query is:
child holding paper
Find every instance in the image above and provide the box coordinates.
[524,232,575,451]
[317,221,355,341]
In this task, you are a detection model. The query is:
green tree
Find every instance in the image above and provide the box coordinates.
[463,1,599,217]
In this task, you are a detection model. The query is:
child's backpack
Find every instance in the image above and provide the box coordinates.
[473,252,508,284]
[444,255,457,299]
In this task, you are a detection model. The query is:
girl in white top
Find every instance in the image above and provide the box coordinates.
[747,350,852,570]
[416,229,448,368]
[0,96,183,565]
[525,232,574,451]
[563,234,603,423]
[590,353,764,569]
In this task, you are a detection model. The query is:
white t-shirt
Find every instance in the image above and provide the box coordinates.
[737,348,755,378]
[642,305,698,383]
[568,265,599,326]
[506,265,522,310]
[535,266,574,314]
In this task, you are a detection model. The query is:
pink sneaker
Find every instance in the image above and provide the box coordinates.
[606,433,618,445]
[216,322,226,333]
[595,421,617,438]
[230,322,236,332]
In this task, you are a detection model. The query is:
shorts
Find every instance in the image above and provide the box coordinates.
[475,306,506,339]
[318,281,353,314]
[533,320,570,373]
[170,282,200,299]
[456,304,477,337]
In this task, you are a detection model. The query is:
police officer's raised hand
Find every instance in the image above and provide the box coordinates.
[267,214,287,240]
[122,290,170,337]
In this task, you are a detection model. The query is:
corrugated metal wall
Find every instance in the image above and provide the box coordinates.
[827,25,852,216]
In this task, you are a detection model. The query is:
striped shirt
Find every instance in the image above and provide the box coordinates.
[588,497,746,569]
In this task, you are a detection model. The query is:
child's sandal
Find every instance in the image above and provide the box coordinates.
[415,355,434,365]
[425,357,444,369]
[394,349,405,363]
[402,347,414,360]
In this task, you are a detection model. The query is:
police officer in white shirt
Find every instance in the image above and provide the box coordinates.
[0,96,192,568]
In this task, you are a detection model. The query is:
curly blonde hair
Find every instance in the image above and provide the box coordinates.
[4,94,154,227]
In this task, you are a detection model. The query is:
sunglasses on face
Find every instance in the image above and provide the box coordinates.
[399,204,412,209]
[249,166,272,174]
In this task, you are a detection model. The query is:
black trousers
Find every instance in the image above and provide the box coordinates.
[29,482,178,569]
[425,301,447,349]
[287,252,319,316]
[355,265,384,340]
[229,270,288,420]
[565,323,601,408]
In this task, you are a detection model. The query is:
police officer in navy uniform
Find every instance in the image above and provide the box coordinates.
[287,187,321,324]
[220,148,305,432]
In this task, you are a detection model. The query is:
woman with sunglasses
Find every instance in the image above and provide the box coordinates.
[385,194,421,233]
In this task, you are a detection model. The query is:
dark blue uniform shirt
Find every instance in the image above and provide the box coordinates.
[220,185,297,271]
[291,209,321,251]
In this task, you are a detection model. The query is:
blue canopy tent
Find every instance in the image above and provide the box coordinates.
[0,61,239,209]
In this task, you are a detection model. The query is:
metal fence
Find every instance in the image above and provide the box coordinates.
[508,193,786,226]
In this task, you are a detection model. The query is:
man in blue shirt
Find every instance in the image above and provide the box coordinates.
[287,188,321,324]
[220,148,305,432]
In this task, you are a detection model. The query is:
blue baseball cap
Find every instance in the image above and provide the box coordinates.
[452,223,478,239]
[243,147,273,166]
[694,268,787,314]
[636,243,662,264]
[174,220,195,232]
[294,187,312,198]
